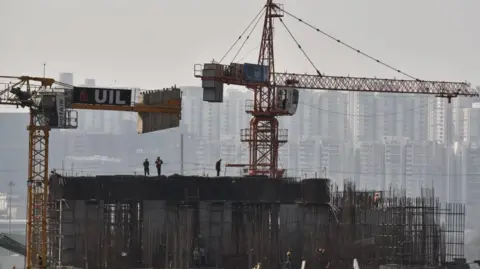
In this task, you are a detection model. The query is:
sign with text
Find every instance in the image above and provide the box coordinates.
[56,94,66,128]
[72,87,132,106]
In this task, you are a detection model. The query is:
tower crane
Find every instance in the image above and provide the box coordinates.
[194,0,478,178]
[0,75,182,269]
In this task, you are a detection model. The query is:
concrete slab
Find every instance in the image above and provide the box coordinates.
[50,175,331,204]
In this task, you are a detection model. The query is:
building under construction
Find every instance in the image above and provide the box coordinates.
[47,175,465,269]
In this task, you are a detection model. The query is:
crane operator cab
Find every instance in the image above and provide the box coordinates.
[277,87,299,115]
[30,93,78,129]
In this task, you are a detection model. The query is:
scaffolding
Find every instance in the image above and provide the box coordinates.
[329,184,465,269]
[47,176,466,269]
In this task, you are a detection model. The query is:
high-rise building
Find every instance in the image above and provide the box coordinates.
[84,78,95,86]
[220,89,246,137]
[462,106,480,142]
[181,87,205,136]
[452,97,480,141]
[460,142,480,223]
[375,95,400,138]
[316,92,349,141]
[409,96,430,141]
[382,136,406,191]
[297,138,316,176]
[285,91,314,140]
[354,141,385,189]
[404,141,430,197]
[218,89,250,173]
[427,142,449,201]
[428,98,448,143]
[319,140,354,185]
[349,92,376,142]
[59,72,73,85]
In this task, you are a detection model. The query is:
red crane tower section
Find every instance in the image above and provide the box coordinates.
[194,0,478,178]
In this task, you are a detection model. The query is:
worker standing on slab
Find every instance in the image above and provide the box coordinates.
[143,158,150,176]
[215,159,222,177]
[155,157,163,176]
[193,247,200,266]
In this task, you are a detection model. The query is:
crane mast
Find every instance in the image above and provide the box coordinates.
[248,0,285,178]
[0,76,59,269]
[194,0,478,178]
[27,111,50,269]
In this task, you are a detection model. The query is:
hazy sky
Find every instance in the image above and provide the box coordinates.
[0,0,479,89]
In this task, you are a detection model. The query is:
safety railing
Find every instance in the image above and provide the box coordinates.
[240,128,288,143]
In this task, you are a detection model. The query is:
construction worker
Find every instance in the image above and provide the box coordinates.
[286,250,292,263]
[373,192,381,207]
[317,248,329,269]
[143,158,150,176]
[283,250,292,269]
[215,159,222,177]
[193,247,200,266]
[155,157,164,176]
[36,253,43,267]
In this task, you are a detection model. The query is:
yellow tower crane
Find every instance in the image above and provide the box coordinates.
[0,75,182,269]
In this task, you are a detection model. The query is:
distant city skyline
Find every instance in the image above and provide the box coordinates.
[1,0,479,264]
[1,72,480,221]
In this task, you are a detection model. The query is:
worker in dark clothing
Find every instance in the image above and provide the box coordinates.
[36,253,43,267]
[282,250,292,269]
[155,157,163,176]
[143,158,150,176]
[317,248,330,269]
[286,251,292,263]
[215,159,222,177]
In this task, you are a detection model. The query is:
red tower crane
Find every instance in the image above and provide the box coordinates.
[194,0,478,178]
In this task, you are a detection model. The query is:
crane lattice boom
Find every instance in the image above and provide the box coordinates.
[273,73,475,97]
[195,64,477,98]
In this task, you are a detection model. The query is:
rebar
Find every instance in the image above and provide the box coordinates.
[48,178,466,269]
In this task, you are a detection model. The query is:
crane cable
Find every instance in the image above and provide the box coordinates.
[277,6,422,82]
[278,18,323,77]
[218,6,266,64]
[231,8,266,63]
